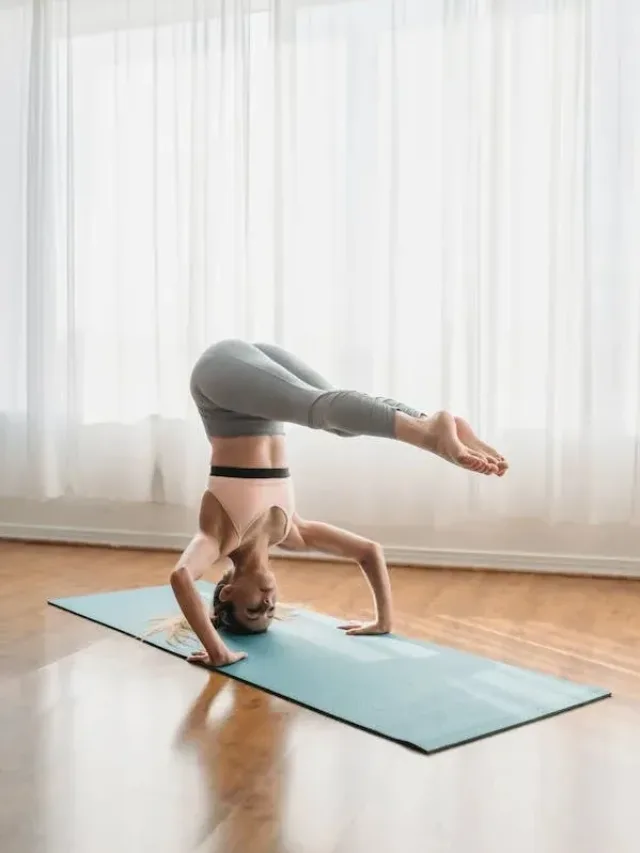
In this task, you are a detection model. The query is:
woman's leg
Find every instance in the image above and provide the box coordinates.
[252,342,353,437]
[192,339,502,474]
[254,342,428,434]
[195,339,420,439]
[253,342,335,391]
[254,343,507,474]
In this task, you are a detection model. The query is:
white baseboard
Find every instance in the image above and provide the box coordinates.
[1,521,640,579]
[0,523,189,551]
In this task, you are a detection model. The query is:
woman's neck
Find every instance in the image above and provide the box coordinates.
[232,532,270,577]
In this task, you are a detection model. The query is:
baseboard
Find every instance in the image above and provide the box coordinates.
[1,521,640,579]
[0,523,190,552]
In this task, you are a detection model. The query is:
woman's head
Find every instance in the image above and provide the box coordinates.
[211,565,278,634]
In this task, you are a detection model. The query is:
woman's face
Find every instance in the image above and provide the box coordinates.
[219,567,278,633]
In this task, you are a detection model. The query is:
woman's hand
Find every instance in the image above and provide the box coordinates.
[187,647,248,667]
[337,620,391,636]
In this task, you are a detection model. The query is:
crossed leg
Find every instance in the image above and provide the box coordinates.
[197,339,508,476]
[255,343,508,475]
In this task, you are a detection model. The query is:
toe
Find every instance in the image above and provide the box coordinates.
[459,452,481,472]
[469,450,490,472]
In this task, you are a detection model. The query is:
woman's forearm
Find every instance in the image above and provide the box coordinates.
[170,568,227,658]
[169,530,226,656]
[359,547,393,629]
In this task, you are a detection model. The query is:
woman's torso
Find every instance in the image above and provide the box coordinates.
[201,435,293,555]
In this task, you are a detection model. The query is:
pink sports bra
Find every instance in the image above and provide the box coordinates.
[207,466,295,549]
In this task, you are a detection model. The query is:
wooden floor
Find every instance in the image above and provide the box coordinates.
[2,542,640,853]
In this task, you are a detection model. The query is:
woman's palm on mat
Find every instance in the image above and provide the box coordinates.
[188,648,248,668]
[338,621,390,636]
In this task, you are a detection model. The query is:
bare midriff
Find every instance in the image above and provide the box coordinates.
[208,435,289,469]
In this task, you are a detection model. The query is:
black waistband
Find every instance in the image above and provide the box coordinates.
[210,465,291,479]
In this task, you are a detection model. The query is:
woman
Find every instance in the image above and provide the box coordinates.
[170,339,507,668]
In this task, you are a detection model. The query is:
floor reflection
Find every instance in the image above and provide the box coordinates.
[174,675,290,853]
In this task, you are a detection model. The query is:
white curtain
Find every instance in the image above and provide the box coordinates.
[1,0,640,548]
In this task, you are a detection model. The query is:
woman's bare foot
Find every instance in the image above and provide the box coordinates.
[418,411,498,475]
[453,416,508,476]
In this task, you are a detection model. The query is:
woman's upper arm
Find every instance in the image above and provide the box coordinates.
[173,531,221,581]
[283,516,378,563]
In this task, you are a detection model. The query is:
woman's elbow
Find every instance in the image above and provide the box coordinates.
[169,565,187,586]
[360,540,384,564]
[171,532,219,582]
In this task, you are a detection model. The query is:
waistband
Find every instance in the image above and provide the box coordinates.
[209,465,291,479]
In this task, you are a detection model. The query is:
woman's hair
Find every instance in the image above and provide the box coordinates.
[211,574,267,635]
[143,568,300,647]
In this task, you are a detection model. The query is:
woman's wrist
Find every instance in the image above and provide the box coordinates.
[376,611,392,631]
[206,636,228,657]
[360,548,393,632]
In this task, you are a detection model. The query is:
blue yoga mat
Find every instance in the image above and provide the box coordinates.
[49,583,610,753]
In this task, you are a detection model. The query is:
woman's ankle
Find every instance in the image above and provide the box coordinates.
[393,412,428,449]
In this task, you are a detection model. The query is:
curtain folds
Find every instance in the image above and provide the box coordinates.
[1,0,639,544]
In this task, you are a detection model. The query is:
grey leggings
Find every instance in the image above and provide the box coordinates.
[190,339,424,439]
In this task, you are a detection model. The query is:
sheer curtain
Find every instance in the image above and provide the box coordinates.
[1,0,639,555]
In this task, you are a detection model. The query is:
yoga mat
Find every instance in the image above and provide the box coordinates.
[49,583,610,753]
